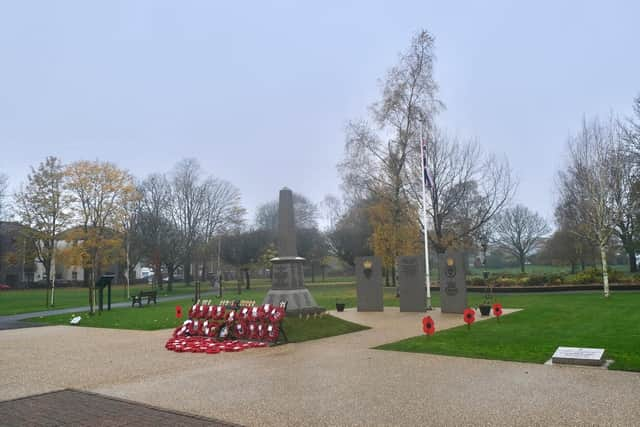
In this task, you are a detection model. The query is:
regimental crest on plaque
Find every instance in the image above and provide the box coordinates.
[363,259,373,279]
[445,257,456,278]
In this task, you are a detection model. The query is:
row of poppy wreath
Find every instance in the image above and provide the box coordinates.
[165,337,269,354]
[185,303,285,323]
[173,318,282,342]
[422,303,504,335]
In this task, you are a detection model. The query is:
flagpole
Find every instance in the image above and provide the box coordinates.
[420,140,433,311]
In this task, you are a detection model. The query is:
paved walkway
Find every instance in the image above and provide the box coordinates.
[1,307,639,426]
[0,291,217,330]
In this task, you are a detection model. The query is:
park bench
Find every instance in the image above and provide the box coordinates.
[131,290,158,307]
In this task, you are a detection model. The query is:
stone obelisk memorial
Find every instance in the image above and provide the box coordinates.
[263,188,324,315]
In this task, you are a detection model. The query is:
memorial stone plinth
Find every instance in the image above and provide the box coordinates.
[263,188,324,315]
[355,256,383,312]
[397,256,426,312]
[551,347,606,366]
[438,250,467,314]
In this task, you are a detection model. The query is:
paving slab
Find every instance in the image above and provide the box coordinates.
[0,389,236,426]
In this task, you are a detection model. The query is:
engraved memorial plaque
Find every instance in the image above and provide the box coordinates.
[438,250,467,313]
[356,256,383,312]
[397,256,425,312]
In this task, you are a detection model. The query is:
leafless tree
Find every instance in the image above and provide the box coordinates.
[339,30,442,204]
[0,173,8,219]
[320,194,343,231]
[138,174,174,287]
[405,128,517,252]
[171,159,208,284]
[197,177,246,282]
[255,192,318,232]
[608,143,640,272]
[557,116,623,297]
[493,204,550,273]
[621,94,640,155]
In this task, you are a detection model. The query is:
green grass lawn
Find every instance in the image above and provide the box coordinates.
[22,283,640,371]
[0,282,196,316]
[25,290,369,343]
[378,292,640,372]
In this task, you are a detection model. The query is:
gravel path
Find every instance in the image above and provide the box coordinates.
[1,307,639,426]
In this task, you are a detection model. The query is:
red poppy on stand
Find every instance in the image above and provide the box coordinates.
[422,316,435,336]
[492,303,503,318]
[463,308,476,328]
[175,306,182,318]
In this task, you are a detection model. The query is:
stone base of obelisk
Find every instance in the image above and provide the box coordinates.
[263,257,325,316]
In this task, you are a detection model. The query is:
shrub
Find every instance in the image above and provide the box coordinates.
[467,276,486,287]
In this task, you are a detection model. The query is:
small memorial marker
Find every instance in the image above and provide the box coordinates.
[551,346,605,366]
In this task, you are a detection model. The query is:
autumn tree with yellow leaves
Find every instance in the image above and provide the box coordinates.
[368,197,422,286]
[63,160,137,314]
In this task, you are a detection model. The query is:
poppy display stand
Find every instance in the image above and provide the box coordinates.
[165,301,288,354]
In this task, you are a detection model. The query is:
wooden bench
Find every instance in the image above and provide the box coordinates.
[131,290,158,307]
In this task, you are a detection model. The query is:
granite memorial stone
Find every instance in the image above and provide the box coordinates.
[263,188,324,315]
[397,256,426,312]
[438,250,467,314]
[355,256,383,312]
[551,347,605,366]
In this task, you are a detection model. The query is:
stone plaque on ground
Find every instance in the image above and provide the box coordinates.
[262,188,323,315]
[438,250,467,314]
[551,347,605,366]
[397,256,425,312]
[355,256,383,312]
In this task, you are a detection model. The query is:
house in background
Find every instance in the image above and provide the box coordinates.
[1,222,146,287]
[0,221,36,286]
[31,237,146,284]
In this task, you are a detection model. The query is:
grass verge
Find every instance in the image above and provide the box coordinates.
[377,292,640,372]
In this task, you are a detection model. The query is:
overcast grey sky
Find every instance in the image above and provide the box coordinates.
[1,1,639,226]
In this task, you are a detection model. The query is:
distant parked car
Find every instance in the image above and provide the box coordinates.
[0,284,10,290]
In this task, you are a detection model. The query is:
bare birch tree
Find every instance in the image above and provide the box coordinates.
[338,29,442,264]
[557,117,623,297]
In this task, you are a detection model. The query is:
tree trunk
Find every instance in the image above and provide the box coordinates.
[50,256,56,307]
[201,261,207,284]
[125,239,130,299]
[237,269,242,294]
[167,264,175,292]
[244,269,250,290]
[570,262,576,274]
[44,263,51,309]
[154,262,162,291]
[321,265,326,282]
[391,265,396,287]
[89,268,95,314]
[185,254,192,284]
[519,253,525,274]
[311,261,315,283]
[628,251,637,273]
[599,243,610,297]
